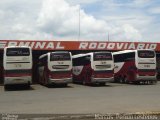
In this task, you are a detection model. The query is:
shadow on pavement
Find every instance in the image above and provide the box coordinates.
[72,82,113,87]
[4,84,34,91]
[46,84,74,89]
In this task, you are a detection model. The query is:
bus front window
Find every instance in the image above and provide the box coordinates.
[6,48,30,56]
[94,53,112,61]
[94,52,113,69]
[138,50,155,58]
[50,53,71,61]
[50,52,71,70]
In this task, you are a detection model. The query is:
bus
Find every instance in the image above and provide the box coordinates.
[72,52,114,85]
[113,49,157,84]
[3,46,32,88]
[156,53,160,80]
[38,51,72,86]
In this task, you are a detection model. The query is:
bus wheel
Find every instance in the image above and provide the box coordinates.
[142,81,145,85]
[4,85,8,90]
[83,80,87,85]
[114,77,119,83]
[44,71,48,86]
[26,83,30,89]
[123,77,128,84]
[119,77,123,83]
[99,82,106,86]
[72,78,76,83]
[62,83,68,87]
[152,81,157,85]
[155,80,157,84]
[135,81,139,84]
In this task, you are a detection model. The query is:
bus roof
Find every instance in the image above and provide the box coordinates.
[72,53,92,59]
[39,53,48,59]
[113,49,155,55]
[5,46,31,49]
[39,51,71,59]
[72,51,112,59]
[51,51,69,53]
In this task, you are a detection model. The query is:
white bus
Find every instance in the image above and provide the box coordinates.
[3,46,32,88]
[113,49,157,84]
[156,53,160,80]
[38,51,72,86]
[72,52,114,85]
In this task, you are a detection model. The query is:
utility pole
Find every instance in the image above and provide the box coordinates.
[78,6,81,41]
[108,31,110,41]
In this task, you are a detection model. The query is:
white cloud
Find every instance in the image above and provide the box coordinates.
[0,10,4,18]
[36,0,143,41]
[66,0,100,5]
[123,24,142,41]
[0,0,158,42]
[37,0,112,40]
[37,0,80,36]
[149,7,160,14]
[133,0,151,5]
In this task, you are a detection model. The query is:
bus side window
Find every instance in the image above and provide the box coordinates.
[73,55,91,66]
[114,52,135,62]
[114,54,124,62]
[39,55,47,66]
[124,52,135,62]
[73,58,82,66]
[83,56,91,66]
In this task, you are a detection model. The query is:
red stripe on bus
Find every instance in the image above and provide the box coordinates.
[138,71,156,76]
[94,73,113,78]
[4,73,31,77]
[49,72,72,79]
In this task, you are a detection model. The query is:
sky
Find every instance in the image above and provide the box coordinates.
[0,0,160,42]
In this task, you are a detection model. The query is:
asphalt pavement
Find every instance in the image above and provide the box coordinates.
[0,82,160,119]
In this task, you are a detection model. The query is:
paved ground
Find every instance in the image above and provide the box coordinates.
[0,82,160,116]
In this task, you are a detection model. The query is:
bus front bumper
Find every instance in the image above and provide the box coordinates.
[136,75,157,81]
[48,78,72,84]
[4,76,32,85]
[91,77,114,83]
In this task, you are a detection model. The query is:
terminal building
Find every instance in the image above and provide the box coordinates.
[0,40,160,84]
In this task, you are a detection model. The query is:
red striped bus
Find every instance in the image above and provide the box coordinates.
[113,49,157,84]
[38,51,72,86]
[3,46,32,88]
[156,53,160,80]
[72,52,114,85]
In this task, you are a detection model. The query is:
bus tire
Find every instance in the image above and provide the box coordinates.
[83,80,87,85]
[119,77,123,83]
[123,77,128,84]
[26,83,30,89]
[4,85,8,90]
[99,82,106,86]
[63,83,68,87]
[155,80,157,84]
[44,71,48,86]
[134,81,140,85]
[152,80,157,85]
[114,77,119,83]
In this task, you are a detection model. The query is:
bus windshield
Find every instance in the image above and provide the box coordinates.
[50,53,71,61]
[6,48,30,56]
[94,52,112,61]
[138,50,155,58]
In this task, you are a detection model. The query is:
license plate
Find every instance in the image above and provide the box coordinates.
[144,65,150,68]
